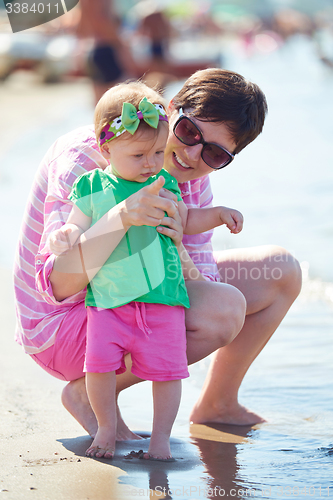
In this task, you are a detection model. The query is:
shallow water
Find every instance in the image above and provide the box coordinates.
[1,34,333,499]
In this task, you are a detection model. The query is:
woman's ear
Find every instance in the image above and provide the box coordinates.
[168,98,175,112]
[167,99,178,123]
[100,143,111,159]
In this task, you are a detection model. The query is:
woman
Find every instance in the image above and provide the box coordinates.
[14,68,302,439]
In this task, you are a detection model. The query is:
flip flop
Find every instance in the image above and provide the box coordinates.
[124,450,176,462]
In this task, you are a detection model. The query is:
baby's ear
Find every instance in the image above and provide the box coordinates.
[100,143,111,159]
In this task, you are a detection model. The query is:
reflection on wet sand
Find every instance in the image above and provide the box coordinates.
[190,423,258,499]
[190,422,252,444]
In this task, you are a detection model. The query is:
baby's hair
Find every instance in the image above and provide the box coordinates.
[95,81,168,143]
[172,68,268,154]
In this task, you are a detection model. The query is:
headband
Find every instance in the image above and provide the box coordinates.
[99,97,168,146]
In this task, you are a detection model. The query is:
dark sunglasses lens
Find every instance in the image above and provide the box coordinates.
[202,144,231,169]
[175,118,201,146]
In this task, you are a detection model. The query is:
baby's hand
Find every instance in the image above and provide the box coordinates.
[219,207,244,234]
[48,227,73,256]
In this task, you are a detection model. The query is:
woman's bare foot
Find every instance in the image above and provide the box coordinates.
[116,405,143,441]
[62,379,144,440]
[62,378,98,438]
[85,426,115,458]
[190,400,266,426]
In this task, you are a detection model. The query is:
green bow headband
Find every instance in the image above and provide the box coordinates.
[99,97,168,146]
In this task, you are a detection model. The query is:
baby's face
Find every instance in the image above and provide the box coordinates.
[104,125,169,183]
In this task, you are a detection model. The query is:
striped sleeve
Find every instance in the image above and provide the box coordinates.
[181,176,221,282]
[13,125,108,353]
[199,174,214,208]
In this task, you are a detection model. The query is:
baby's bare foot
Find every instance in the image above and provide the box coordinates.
[85,426,115,459]
[147,433,172,461]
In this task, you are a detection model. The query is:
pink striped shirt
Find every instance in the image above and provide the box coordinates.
[14,125,220,354]
[180,178,220,283]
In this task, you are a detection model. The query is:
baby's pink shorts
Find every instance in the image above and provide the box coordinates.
[85,302,189,382]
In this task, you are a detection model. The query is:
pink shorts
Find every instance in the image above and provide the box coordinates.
[85,303,189,382]
[30,301,87,381]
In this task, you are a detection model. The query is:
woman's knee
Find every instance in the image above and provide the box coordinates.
[185,280,246,348]
[195,283,246,347]
[218,284,246,345]
[265,245,302,299]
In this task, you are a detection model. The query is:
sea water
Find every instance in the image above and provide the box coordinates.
[1,34,332,499]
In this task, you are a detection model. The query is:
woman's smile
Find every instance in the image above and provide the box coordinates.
[173,152,192,170]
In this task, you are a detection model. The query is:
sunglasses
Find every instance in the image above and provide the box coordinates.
[173,109,235,170]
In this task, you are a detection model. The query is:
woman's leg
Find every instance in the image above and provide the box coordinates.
[189,245,302,425]
[184,280,247,364]
[146,380,182,460]
[85,371,117,458]
[62,377,98,437]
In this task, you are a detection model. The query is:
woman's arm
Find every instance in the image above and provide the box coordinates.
[50,176,178,301]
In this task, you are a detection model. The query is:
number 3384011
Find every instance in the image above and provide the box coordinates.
[5,3,60,14]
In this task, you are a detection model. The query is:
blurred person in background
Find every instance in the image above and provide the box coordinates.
[136,1,172,71]
[272,8,315,41]
[134,0,176,88]
[75,0,137,103]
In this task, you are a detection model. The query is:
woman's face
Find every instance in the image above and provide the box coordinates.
[164,108,237,184]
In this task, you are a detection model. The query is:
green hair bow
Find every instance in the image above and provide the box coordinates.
[99,97,168,145]
[122,97,160,134]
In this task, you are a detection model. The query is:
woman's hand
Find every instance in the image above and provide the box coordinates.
[120,176,178,230]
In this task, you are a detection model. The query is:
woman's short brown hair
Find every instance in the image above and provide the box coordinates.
[95,81,167,143]
[172,68,268,154]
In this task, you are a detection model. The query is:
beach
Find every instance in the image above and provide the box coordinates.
[1,35,333,499]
